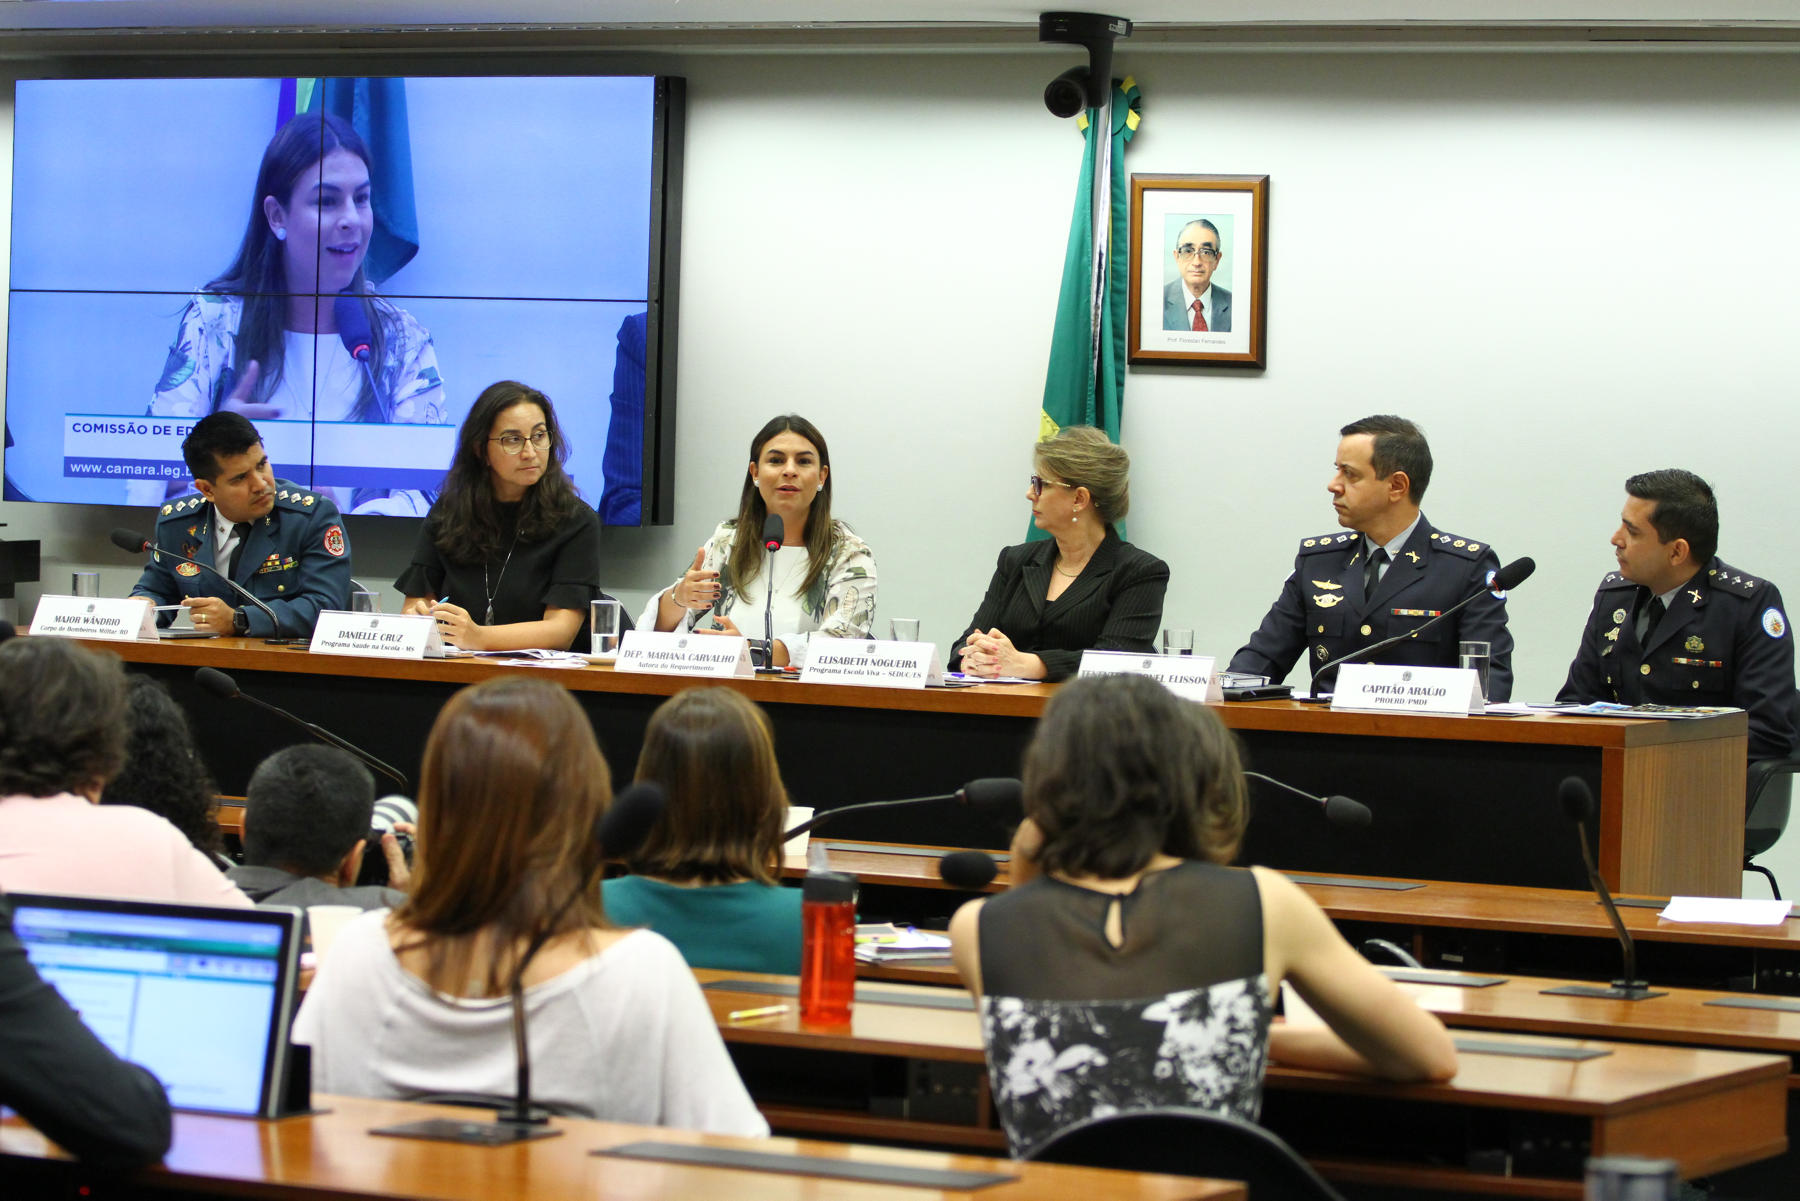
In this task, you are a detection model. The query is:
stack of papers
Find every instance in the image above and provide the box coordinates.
[853,923,953,963]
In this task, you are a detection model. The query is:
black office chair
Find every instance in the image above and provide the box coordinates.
[1744,690,1800,899]
[1028,1107,1346,1201]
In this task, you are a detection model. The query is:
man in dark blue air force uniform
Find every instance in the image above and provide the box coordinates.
[1228,415,1514,699]
[130,412,351,638]
[1559,469,1796,763]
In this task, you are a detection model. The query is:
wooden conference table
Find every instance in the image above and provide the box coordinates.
[0,1095,1243,1201]
[90,635,1746,894]
[695,970,1787,1198]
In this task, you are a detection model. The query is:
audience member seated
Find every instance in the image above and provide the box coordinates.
[0,893,173,1166]
[292,677,767,1135]
[0,639,250,907]
[604,688,802,973]
[949,674,1457,1158]
[102,675,228,868]
[227,745,409,911]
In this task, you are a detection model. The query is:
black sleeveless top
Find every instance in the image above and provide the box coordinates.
[976,860,1271,1157]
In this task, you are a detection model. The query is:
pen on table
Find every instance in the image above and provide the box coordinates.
[727,1003,790,1022]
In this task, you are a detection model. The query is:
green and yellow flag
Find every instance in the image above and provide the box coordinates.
[1034,77,1141,538]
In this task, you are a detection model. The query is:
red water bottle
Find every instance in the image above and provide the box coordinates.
[800,870,857,1024]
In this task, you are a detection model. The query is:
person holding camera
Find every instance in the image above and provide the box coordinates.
[227,745,411,910]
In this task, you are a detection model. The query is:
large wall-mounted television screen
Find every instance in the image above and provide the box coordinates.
[4,75,681,524]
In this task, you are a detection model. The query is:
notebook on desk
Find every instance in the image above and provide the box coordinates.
[8,891,304,1118]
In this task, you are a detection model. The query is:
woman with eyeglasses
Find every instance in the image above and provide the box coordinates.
[398,381,609,651]
[950,426,1168,682]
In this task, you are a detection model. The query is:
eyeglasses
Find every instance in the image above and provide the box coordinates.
[489,429,551,455]
[1028,475,1076,498]
[1175,243,1222,262]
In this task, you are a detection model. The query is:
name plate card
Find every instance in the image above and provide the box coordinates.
[615,629,754,678]
[1078,650,1223,702]
[310,611,445,660]
[1331,663,1483,715]
[30,595,158,643]
[801,640,943,689]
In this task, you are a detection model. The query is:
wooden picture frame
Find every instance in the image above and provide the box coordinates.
[1128,173,1269,368]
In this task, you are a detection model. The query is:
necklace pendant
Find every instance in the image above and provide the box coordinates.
[485,605,495,624]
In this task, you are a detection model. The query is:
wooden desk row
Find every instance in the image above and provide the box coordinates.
[694,969,1788,1198]
[0,1095,1242,1201]
[94,634,1748,895]
[805,841,1800,992]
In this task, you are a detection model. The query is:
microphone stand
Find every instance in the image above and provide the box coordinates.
[1243,771,1372,828]
[1541,778,1665,1002]
[197,669,408,790]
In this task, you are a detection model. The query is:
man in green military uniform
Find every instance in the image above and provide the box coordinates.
[130,412,351,638]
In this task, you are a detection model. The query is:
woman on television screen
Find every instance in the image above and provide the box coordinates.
[639,414,876,669]
[397,380,607,653]
[145,111,445,514]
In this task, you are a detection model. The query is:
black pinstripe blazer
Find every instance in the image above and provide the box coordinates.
[949,528,1169,683]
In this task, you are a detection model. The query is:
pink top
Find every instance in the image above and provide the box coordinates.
[0,792,251,908]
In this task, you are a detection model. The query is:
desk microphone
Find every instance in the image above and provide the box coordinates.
[938,849,1002,890]
[1539,776,1665,1002]
[194,666,408,791]
[110,527,288,641]
[757,512,782,669]
[1244,770,1372,828]
[378,782,667,1144]
[1307,556,1535,698]
[782,778,1024,841]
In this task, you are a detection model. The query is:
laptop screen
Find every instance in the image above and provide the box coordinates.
[8,892,302,1118]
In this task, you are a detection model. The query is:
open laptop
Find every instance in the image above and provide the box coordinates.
[7,891,304,1118]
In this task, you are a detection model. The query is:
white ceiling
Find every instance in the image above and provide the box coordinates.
[3,1,1800,35]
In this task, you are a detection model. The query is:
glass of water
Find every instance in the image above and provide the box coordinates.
[351,590,380,614]
[71,571,100,598]
[591,598,622,656]
[1161,627,1194,656]
[1459,640,1491,700]
[890,618,921,642]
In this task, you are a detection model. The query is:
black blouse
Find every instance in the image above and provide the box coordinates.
[396,501,604,648]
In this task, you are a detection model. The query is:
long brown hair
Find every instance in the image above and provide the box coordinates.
[628,688,788,886]
[726,415,836,601]
[1023,674,1247,879]
[431,381,585,562]
[394,677,613,996]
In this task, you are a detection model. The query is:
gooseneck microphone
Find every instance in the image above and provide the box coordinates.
[1243,770,1372,829]
[111,527,286,639]
[1539,777,1665,1003]
[939,849,1003,890]
[194,667,408,790]
[497,781,667,1128]
[1309,556,1536,696]
[334,290,386,420]
[782,778,1024,842]
[758,512,783,669]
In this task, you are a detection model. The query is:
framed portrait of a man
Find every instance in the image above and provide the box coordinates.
[1128,174,1268,368]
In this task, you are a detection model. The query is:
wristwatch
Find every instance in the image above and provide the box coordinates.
[232,607,250,636]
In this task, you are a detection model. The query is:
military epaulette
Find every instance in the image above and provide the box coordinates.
[273,484,322,512]
[157,492,208,520]
[1297,532,1356,554]
[1594,570,1633,592]
[1425,531,1488,559]
[1708,561,1768,598]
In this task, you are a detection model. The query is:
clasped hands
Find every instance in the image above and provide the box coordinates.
[958,628,1042,680]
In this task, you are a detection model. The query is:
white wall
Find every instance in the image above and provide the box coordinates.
[5,45,1798,886]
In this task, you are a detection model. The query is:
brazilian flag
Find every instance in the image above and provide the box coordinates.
[1033,77,1141,538]
[283,77,420,284]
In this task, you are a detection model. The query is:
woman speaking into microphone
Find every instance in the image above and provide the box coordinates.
[639,415,875,668]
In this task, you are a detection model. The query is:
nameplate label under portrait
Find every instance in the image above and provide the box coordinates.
[1332,663,1483,716]
[615,629,754,678]
[1077,650,1223,702]
[310,611,445,660]
[801,640,943,689]
[29,594,158,643]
